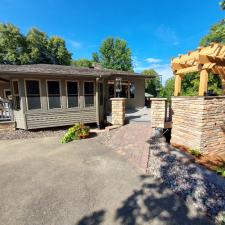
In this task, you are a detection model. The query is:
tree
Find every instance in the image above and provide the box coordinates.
[220,0,225,10]
[94,37,133,71]
[92,52,100,63]
[48,36,71,65]
[26,28,50,64]
[72,59,92,67]
[200,19,225,46]
[161,77,175,98]
[0,23,29,64]
[142,69,161,97]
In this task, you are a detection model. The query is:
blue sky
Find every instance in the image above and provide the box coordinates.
[0,0,224,83]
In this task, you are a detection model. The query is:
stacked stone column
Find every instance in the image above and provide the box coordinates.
[150,98,167,128]
[111,98,126,125]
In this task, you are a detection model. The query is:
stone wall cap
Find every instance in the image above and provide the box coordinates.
[150,98,167,101]
[110,98,126,101]
[171,96,225,100]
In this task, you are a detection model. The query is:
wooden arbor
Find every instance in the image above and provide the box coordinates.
[171,43,225,96]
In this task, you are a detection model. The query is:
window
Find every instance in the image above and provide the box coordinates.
[120,81,129,98]
[25,80,41,110]
[129,82,135,98]
[66,81,78,108]
[108,81,115,98]
[12,80,20,110]
[84,81,94,107]
[47,81,61,109]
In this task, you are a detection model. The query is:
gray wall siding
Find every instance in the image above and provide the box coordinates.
[25,108,96,129]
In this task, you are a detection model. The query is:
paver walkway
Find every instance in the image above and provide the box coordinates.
[0,136,213,225]
[99,123,152,171]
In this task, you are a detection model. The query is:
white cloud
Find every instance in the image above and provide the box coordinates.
[146,58,162,63]
[133,56,174,85]
[68,40,83,49]
[155,24,180,46]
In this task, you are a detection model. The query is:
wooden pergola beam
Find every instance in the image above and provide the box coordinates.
[176,65,201,75]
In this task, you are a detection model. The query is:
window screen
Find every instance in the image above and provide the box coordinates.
[25,80,41,110]
[12,81,20,110]
[84,81,94,107]
[47,81,61,109]
[67,81,78,108]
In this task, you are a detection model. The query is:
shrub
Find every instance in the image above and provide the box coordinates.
[216,163,225,177]
[61,123,90,144]
[188,148,202,158]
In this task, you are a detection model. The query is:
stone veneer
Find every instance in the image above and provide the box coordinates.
[150,98,167,128]
[111,98,126,125]
[171,96,225,156]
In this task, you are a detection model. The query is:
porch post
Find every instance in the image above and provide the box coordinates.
[96,78,100,128]
[174,74,182,96]
[199,69,208,96]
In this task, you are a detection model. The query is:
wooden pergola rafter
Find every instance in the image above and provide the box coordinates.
[171,43,225,96]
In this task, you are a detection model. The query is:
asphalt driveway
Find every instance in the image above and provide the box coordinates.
[0,137,213,225]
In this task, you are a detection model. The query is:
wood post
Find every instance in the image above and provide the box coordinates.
[174,74,182,96]
[198,69,208,96]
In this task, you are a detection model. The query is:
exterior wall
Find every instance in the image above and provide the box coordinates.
[11,76,97,129]
[150,98,167,128]
[171,96,225,156]
[106,78,145,112]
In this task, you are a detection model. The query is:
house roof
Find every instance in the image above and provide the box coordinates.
[0,64,157,79]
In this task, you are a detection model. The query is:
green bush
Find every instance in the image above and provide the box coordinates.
[61,123,90,144]
[188,148,202,158]
[216,163,225,177]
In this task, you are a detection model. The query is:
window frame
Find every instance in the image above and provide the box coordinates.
[11,79,21,110]
[83,80,95,108]
[65,80,79,109]
[46,79,62,110]
[24,79,42,111]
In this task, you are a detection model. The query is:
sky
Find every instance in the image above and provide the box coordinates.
[0,0,224,83]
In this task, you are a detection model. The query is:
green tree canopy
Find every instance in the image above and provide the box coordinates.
[48,36,71,65]
[94,37,133,71]
[142,69,161,97]
[92,52,100,63]
[161,77,175,98]
[220,0,225,10]
[200,19,225,46]
[0,23,72,65]
[72,58,92,67]
[26,28,50,64]
[0,23,28,64]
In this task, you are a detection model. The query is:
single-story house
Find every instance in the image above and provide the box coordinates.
[0,64,155,129]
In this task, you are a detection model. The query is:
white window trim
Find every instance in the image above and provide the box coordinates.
[83,80,95,108]
[24,79,42,111]
[65,80,79,108]
[3,89,12,99]
[46,79,62,110]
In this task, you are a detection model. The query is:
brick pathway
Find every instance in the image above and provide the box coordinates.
[99,123,152,171]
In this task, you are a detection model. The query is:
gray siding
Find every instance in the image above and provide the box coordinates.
[25,108,96,129]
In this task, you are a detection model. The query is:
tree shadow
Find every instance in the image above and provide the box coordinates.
[145,134,225,223]
[115,175,213,225]
[75,210,106,225]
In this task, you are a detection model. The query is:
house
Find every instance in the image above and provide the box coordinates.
[0,64,154,130]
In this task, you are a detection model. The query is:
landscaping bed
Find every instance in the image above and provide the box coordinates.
[147,135,225,224]
[0,128,66,140]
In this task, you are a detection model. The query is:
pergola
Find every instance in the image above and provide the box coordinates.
[171,43,225,96]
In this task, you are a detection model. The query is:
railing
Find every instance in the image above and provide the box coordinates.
[165,100,172,122]
[0,100,13,121]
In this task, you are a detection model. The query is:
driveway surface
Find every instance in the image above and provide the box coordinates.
[0,137,213,225]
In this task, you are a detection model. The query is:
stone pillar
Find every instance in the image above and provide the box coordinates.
[150,98,167,128]
[111,98,126,125]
